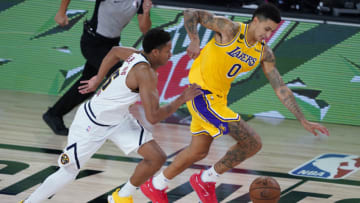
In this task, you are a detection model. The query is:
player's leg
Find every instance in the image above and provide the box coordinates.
[214,119,262,174]
[140,134,212,203]
[147,106,215,202]
[185,92,244,203]
[163,133,213,180]
[24,138,105,203]
[24,166,79,203]
[108,140,167,203]
[25,107,106,203]
[189,120,262,203]
[131,140,167,186]
[108,115,166,203]
[189,120,262,202]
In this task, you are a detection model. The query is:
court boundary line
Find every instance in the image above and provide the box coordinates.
[0,143,359,187]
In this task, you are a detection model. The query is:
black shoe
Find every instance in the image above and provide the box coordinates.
[42,109,69,136]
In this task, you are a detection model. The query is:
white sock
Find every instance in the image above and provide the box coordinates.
[26,167,78,203]
[152,171,169,190]
[118,180,137,197]
[201,166,220,183]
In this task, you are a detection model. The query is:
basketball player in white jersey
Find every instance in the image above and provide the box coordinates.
[21,28,202,203]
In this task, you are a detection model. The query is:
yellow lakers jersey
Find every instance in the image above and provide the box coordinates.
[189,22,265,97]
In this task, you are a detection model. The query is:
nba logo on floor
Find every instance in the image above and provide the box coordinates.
[289,153,360,179]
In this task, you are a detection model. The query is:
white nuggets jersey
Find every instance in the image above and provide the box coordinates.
[86,53,149,126]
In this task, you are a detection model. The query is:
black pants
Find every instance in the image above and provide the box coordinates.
[49,23,123,117]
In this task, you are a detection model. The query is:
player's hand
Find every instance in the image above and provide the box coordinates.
[301,120,330,136]
[186,40,200,59]
[54,11,69,27]
[142,0,152,13]
[78,76,100,94]
[181,83,202,102]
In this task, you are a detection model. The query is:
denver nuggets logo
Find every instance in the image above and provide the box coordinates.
[60,153,70,165]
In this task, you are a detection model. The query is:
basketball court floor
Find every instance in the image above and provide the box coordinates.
[0,89,359,203]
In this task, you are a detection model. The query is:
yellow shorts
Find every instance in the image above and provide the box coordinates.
[186,89,240,139]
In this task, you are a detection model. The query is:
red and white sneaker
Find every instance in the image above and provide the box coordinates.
[190,170,218,203]
[140,177,169,203]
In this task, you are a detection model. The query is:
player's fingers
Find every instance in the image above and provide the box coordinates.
[320,127,330,136]
[78,84,86,88]
[308,127,317,136]
[190,83,200,88]
[79,88,92,94]
[59,19,67,27]
[193,52,200,59]
[195,89,203,96]
[187,50,196,59]
[79,80,89,84]
[189,53,194,59]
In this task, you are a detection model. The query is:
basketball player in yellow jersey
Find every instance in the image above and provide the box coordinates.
[141,3,330,203]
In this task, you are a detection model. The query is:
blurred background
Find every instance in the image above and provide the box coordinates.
[154,0,360,23]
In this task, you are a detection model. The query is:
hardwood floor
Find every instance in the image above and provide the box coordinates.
[0,89,359,203]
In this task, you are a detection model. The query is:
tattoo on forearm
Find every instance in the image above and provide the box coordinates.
[282,90,305,121]
[267,68,284,90]
[267,68,305,121]
[184,10,199,35]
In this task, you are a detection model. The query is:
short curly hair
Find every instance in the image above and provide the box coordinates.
[252,3,281,24]
[143,28,171,53]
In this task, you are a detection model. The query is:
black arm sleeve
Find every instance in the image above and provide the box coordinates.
[137,0,144,14]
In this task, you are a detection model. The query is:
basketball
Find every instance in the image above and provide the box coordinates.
[249,176,281,203]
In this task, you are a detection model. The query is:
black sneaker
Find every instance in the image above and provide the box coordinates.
[42,109,69,136]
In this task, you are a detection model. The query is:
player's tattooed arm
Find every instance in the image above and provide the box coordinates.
[183,9,238,43]
[262,45,306,122]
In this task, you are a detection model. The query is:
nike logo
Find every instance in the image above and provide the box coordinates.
[237,39,243,43]
[196,176,210,196]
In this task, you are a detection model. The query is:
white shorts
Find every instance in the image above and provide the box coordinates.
[58,103,153,170]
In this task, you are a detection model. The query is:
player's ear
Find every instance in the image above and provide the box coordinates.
[152,48,160,57]
[253,16,259,24]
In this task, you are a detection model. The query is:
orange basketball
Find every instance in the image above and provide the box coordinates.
[249,176,281,203]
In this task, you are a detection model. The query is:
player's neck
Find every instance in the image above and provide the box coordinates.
[246,23,257,45]
[142,52,158,70]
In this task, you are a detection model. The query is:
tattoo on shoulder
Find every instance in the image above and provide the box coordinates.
[198,11,213,25]
[263,46,275,63]
[230,23,239,37]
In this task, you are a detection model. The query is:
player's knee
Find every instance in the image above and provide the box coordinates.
[190,148,209,161]
[246,132,262,155]
[144,149,167,170]
[233,131,262,156]
[59,166,80,180]
[252,132,262,153]
[154,150,167,167]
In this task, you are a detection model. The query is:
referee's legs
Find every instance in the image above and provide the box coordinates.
[43,61,95,135]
